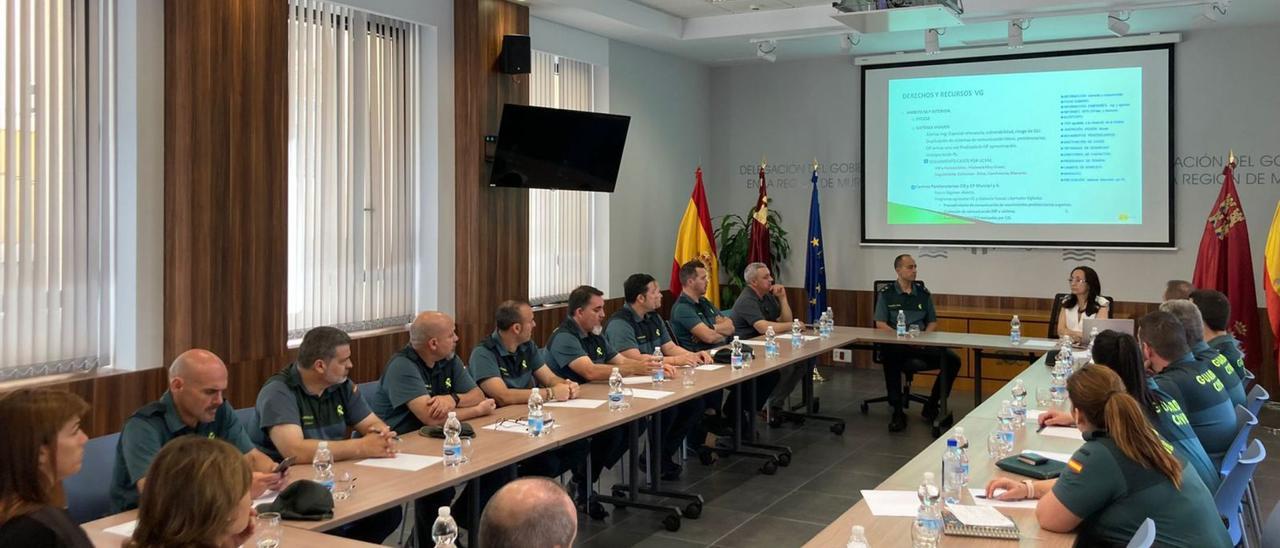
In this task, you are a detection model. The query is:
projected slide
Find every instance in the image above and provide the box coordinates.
[887,68,1142,225]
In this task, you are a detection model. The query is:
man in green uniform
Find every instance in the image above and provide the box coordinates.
[668,259,736,443]
[1190,289,1251,383]
[249,326,402,544]
[873,254,961,432]
[729,262,796,418]
[1138,311,1237,462]
[1159,299,1245,406]
[109,349,283,512]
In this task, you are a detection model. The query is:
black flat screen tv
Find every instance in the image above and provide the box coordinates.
[488,104,630,192]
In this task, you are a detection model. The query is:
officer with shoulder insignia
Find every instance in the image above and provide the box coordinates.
[605,273,712,479]
[1159,299,1246,407]
[1190,289,1251,383]
[109,349,284,513]
[669,260,736,446]
[873,254,961,432]
[545,285,660,512]
[1137,311,1237,463]
[249,326,403,544]
[984,365,1230,548]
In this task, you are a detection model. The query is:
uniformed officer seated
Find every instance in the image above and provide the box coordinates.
[872,254,961,432]
[1189,289,1250,383]
[249,326,403,544]
[669,259,736,447]
[109,349,284,513]
[1159,299,1245,407]
[605,273,713,480]
[729,262,799,419]
[369,311,498,547]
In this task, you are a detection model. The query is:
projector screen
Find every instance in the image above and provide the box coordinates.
[861,45,1173,247]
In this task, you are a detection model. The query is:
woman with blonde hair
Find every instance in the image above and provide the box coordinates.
[985,365,1229,547]
[0,388,93,547]
[126,436,256,548]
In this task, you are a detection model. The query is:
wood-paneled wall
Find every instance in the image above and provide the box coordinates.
[453,0,531,354]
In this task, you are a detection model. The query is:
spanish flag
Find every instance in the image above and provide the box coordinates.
[1263,200,1280,378]
[670,168,721,307]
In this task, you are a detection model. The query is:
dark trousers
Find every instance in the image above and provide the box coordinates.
[519,440,589,478]
[881,347,962,410]
[583,424,640,481]
[658,397,705,464]
[722,370,780,418]
[334,504,404,544]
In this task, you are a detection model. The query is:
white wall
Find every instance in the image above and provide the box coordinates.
[708,24,1280,305]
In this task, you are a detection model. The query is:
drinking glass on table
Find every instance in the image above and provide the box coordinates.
[908,324,921,338]
[333,471,356,501]
[680,365,695,387]
[987,431,1007,460]
[255,512,282,548]
[621,387,635,410]
[1035,387,1052,409]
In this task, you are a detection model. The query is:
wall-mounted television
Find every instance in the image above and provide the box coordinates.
[488,104,630,193]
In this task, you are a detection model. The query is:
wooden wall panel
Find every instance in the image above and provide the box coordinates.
[453,0,530,354]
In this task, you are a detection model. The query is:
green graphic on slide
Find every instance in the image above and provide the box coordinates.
[887,202,974,225]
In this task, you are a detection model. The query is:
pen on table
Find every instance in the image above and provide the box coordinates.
[1035,422,1047,433]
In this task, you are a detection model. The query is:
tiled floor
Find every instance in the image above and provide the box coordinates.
[568,367,1280,548]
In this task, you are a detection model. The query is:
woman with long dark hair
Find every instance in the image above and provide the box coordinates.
[986,365,1229,547]
[1057,265,1109,342]
[0,388,93,548]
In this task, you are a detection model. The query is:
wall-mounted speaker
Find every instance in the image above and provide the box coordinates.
[500,34,531,74]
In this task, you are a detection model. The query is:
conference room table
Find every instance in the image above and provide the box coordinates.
[81,508,383,547]
[804,352,1085,547]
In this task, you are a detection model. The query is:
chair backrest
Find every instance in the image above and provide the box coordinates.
[357,380,379,399]
[63,432,120,523]
[872,279,895,326]
[1215,439,1265,546]
[1218,405,1258,480]
[1246,384,1269,418]
[1124,518,1156,548]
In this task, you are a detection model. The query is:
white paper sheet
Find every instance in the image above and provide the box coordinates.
[738,339,768,346]
[355,453,442,472]
[947,504,1016,527]
[1039,426,1085,440]
[628,388,674,400]
[253,491,279,506]
[621,376,652,385]
[484,421,561,434]
[860,490,921,517]
[104,520,138,537]
[1023,449,1074,463]
[776,334,819,341]
[969,489,1039,509]
[544,399,606,409]
[695,364,725,371]
[1019,339,1059,349]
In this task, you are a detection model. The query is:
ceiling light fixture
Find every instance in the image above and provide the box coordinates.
[924,28,940,54]
[1007,19,1027,48]
[1107,11,1130,37]
[756,40,777,62]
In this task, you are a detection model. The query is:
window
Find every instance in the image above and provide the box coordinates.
[528,51,600,305]
[287,0,420,338]
[1,0,112,380]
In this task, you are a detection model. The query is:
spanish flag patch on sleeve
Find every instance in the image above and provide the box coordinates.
[1066,458,1084,473]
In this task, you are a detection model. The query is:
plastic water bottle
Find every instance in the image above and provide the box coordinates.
[847,524,870,548]
[651,347,665,384]
[1010,315,1021,345]
[764,326,779,358]
[819,310,831,339]
[312,441,335,491]
[1060,342,1075,373]
[942,439,963,505]
[997,401,1016,452]
[442,412,463,466]
[1087,326,1100,353]
[1010,379,1028,428]
[912,472,942,547]
[951,427,970,486]
[431,506,458,547]
[731,336,745,370]
[608,367,625,411]
[791,319,803,347]
[527,388,545,437]
[897,310,907,337]
[1050,364,1068,404]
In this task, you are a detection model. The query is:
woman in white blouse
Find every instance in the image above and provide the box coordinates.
[1057,266,1109,342]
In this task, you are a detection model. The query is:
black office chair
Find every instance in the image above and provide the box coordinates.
[860,279,931,414]
[1047,292,1116,339]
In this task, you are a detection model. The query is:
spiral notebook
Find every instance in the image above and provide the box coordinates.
[942,506,1020,540]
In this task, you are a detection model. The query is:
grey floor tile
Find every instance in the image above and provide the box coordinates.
[760,491,859,525]
[714,515,825,548]
[797,470,884,498]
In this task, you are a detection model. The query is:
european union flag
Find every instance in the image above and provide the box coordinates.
[804,167,827,323]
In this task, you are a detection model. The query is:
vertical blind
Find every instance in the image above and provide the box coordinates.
[528,51,598,306]
[1,0,111,380]
[287,0,419,338]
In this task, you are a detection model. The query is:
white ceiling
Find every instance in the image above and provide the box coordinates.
[526,0,1280,65]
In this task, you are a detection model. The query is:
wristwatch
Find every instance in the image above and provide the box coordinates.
[450,393,460,405]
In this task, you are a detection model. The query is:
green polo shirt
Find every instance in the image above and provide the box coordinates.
[546,318,618,383]
[1207,333,1249,383]
[1191,340,1246,407]
[669,293,725,352]
[109,392,255,512]
[873,280,936,329]
[1146,378,1219,492]
[1052,430,1231,548]
[731,288,782,339]
[1152,353,1237,461]
[369,346,478,435]
[469,331,546,391]
[605,304,673,355]
[250,363,373,460]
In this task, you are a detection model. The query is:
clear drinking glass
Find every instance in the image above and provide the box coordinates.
[255,512,282,548]
[621,387,635,410]
[333,471,356,501]
[680,365,695,387]
[1035,387,1052,408]
[987,431,1007,460]
[908,324,922,338]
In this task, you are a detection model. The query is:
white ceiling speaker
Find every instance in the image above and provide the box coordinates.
[1008,19,1025,49]
[756,40,777,62]
[924,28,940,54]
[1107,11,1130,37]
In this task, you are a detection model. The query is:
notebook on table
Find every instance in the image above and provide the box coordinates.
[943,505,1020,540]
